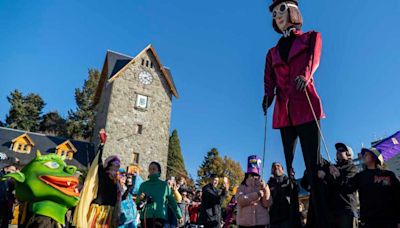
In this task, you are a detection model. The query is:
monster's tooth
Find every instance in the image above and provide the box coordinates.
[67,181,71,186]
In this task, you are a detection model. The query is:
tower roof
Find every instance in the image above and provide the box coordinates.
[94,45,179,105]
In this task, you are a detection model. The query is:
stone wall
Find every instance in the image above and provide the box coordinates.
[92,78,114,147]
[93,50,173,179]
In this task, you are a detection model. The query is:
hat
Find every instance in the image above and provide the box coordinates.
[118,168,126,173]
[104,155,120,168]
[361,147,384,165]
[0,152,18,170]
[247,155,262,175]
[269,0,298,12]
[335,142,354,158]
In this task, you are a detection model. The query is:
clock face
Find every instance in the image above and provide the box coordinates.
[138,71,153,85]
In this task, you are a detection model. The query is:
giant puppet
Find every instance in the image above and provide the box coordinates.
[262,0,330,227]
[1,151,80,227]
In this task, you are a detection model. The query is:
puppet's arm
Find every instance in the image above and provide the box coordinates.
[263,50,276,110]
[295,32,322,90]
[303,32,322,81]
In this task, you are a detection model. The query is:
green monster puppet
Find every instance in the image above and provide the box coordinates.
[1,150,80,226]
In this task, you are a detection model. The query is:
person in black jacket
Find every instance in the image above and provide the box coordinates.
[335,148,400,228]
[199,174,229,228]
[88,129,122,227]
[302,158,333,228]
[317,142,358,228]
[268,162,299,228]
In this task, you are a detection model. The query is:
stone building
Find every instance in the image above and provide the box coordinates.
[92,44,179,178]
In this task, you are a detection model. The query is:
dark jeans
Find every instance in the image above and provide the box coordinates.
[280,121,330,228]
[202,221,220,228]
[360,221,397,228]
[332,213,356,228]
[0,201,10,228]
[141,218,165,228]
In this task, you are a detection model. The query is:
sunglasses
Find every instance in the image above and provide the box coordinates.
[272,2,297,18]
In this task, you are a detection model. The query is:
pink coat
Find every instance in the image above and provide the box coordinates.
[236,183,272,226]
[264,30,325,129]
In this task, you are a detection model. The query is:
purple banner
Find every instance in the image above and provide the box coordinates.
[374,131,400,161]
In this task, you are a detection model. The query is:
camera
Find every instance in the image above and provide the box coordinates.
[137,194,153,210]
[144,195,153,204]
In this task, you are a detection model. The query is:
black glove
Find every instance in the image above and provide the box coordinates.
[262,96,267,115]
[295,76,308,91]
[262,95,273,115]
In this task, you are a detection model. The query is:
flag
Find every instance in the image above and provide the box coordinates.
[374,131,400,161]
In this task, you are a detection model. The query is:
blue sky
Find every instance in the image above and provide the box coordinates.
[1,1,399,178]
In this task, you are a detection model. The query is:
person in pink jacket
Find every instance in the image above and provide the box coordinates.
[262,0,330,227]
[236,156,272,228]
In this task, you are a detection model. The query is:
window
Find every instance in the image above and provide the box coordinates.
[141,58,145,66]
[134,124,143,134]
[17,144,22,151]
[135,94,148,109]
[67,152,73,160]
[146,60,149,67]
[133,152,140,164]
[150,62,154,68]
[23,144,28,151]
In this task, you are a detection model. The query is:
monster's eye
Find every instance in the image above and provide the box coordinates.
[44,161,60,169]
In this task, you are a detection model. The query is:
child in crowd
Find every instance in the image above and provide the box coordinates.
[119,168,138,228]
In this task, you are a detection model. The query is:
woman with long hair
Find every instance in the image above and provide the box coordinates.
[236,156,272,228]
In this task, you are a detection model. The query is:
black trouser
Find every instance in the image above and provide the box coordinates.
[270,220,291,228]
[280,121,330,228]
[332,213,356,228]
[141,218,165,228]
[0,201,10,228]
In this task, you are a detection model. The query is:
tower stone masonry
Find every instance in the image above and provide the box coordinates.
[92,45,179,179]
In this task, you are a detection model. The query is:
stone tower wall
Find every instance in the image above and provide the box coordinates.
[93,50,173,179]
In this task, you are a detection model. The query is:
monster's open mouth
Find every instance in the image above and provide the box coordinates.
[39,175,80,197]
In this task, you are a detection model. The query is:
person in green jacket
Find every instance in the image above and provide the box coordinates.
[136,162,182,228]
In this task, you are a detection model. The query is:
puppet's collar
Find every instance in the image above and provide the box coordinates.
[31,200,68,225]
[282,26,297,38]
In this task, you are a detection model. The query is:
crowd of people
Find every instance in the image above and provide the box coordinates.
[1,132,400,228]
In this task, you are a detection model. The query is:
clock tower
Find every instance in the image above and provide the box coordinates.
[92,45,179,179]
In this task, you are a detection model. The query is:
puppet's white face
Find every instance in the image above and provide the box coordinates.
[273,2,291,32]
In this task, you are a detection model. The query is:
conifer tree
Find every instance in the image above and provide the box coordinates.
[197,148,225,187]
[197,148,244,206]
[66,68,100,140]
[166,129,188,179]
[39,111,67,136]
[5,90,45,131]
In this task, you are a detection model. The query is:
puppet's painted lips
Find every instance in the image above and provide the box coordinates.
[39,175,80,197]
